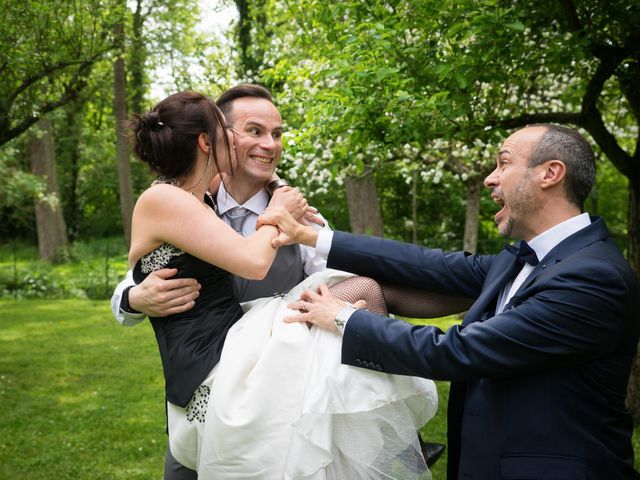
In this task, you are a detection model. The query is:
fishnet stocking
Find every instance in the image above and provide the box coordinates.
[328,277,473,319]
[329,276,388,315]
[381,283,474,319]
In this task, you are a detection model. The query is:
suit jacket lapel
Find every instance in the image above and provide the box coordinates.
[462,253,521,327]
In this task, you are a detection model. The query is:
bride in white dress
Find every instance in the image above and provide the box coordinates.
[199,269,437,479]
[128,91,438,480]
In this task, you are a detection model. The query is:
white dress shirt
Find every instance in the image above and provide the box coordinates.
[216,182,329,277]
[495,213,591,313]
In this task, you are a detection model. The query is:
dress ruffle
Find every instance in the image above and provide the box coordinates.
[193,270,437,479]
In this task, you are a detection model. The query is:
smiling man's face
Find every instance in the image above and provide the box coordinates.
[227,96,284,189]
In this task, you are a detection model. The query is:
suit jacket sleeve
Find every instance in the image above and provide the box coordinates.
[341,246,636,381]
[327,231,491,297]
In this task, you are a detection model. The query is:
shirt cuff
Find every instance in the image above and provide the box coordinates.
[335,306,357,335]
[315,230,334,258]
[117,310,146,327]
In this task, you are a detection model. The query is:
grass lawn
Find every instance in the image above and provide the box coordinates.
[1,300,639,479]
[0,300,166,479]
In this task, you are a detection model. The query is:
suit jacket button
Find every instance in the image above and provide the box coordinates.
[355,358,362,366]
[375,363,382,371]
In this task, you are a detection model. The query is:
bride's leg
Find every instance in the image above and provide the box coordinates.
[381,283,474,318]
[328,277,474,318]
[328,277,388,314]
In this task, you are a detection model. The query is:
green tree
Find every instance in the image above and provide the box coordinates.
[0,0,115,147]
[260,0,640,416]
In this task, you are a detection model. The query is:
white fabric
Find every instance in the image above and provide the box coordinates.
[180,269,437,479]
[315,229,334,259]
[496,213,591,313]
[167,364,219,470]
[110,269,146,326]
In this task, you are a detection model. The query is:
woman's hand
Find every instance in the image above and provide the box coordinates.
[257,206,319,248]
[269,186,324,227]
[269,186,307,218]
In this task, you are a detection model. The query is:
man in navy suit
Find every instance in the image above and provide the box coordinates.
[266,124,640,479]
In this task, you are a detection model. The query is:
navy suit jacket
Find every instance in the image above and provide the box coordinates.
[329,217,640,479]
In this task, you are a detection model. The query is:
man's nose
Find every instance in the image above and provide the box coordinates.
[484,168,499,188]
[260,134,276,150]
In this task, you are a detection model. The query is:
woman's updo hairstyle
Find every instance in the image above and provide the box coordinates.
[131,91,231,180]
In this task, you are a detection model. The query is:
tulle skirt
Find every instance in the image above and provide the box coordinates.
[173,269,438,479]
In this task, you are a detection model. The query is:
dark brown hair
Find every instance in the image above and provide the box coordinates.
[131,91,231,179]
[216,84,273,127]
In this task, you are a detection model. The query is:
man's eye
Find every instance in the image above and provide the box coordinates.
[273,132,282,140]
[248,127,260,135]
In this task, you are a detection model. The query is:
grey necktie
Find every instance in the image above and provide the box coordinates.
[226,206,250,234]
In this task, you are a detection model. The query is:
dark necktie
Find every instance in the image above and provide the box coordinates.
[504,240,539,266]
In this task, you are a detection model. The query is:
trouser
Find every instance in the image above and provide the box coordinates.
[164,444,197,480]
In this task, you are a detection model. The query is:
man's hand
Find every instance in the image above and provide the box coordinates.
[128,268,201,317]
[285,284,365,332]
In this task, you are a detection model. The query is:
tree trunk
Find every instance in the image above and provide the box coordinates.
[412,170,418,244]
[129,0,147,115]
[462,176,482,253]
[28,118,69,261]
[59,100,84,241]
[344,171,384,236]
[114,18,134,248]
[625,177,640,420]
[234,0,266,78]
[627,179,640,278]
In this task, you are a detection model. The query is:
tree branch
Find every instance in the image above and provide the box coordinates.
[581,49,624,116]
[0,60,95,147]
[6,45,110,110]
[558,0,582,32]
[494,107,632,176]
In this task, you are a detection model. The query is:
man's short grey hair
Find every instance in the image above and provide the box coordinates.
[528,124,595,209]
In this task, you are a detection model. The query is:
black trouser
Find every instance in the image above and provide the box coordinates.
[164,444,197,480]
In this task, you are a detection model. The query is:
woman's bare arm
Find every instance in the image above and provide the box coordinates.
[129,184,280,280]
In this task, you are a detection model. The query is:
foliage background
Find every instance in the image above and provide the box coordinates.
[1,1,639,477]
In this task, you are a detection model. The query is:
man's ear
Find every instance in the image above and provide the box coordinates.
[197,133,210,154]
[540,160,565,190]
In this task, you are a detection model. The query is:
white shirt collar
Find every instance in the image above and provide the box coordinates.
[527,212,591,262]
[216,182,269,216]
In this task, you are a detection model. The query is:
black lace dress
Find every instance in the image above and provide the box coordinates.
[133,242,243,408]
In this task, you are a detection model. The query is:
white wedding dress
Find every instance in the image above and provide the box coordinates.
[175,269,438,479]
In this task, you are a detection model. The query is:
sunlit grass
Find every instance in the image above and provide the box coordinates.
[0,299,165,479]
[1,301,638,479]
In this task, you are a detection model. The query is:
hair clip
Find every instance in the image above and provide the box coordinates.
[157,121,165,127]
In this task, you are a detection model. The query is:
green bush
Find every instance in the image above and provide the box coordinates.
[0,237,129,300]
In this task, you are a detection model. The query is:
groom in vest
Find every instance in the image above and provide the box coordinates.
[112,84,329,479]
[112,84,448,478]
[277,124,640,479]
[112,84,325,324]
